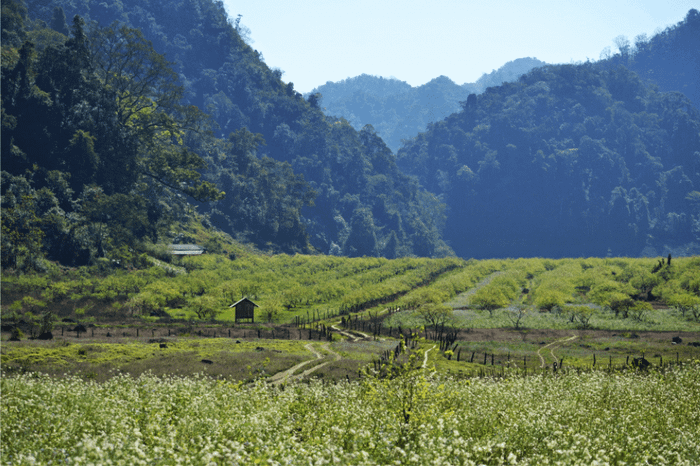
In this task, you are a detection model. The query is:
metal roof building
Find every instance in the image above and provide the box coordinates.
[167,244,206,256]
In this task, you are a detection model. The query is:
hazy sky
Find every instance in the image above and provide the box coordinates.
[222,1,697,93]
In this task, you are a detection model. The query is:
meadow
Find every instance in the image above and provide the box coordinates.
[2,358,700,465]
[2,253,700,464]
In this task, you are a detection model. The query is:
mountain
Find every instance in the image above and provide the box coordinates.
[2,0,452,269]
[600,9,700,112]
[308,58,547,152]
[397,60,700,259]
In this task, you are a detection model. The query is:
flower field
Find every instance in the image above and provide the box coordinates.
[3,362,700,465]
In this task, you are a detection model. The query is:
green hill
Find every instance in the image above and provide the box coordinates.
[2,0,452,271]
[397,58,700,258]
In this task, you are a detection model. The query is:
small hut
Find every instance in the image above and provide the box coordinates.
[168,244,206,256]
[230,297,258,323]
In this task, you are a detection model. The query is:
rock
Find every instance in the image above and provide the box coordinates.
[672,336,683,344]
[37,331,53,340]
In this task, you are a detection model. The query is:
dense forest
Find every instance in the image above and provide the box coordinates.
[1,0,451,271]
[2,0,699,270]
[310,58,546,152]
[598,12,700,112]
[398,9,700,258]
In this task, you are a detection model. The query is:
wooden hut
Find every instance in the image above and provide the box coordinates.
[230,297,258,323]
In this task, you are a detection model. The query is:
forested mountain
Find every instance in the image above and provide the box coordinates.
[1,0,452,270]
[309,58,546,152]
[398,60,700,258]
[599,9,700,111]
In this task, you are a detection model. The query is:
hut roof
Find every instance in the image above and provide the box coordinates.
[229,297,259,308]
[168,244,206,255]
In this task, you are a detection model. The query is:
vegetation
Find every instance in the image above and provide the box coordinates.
[310,58,547,152]
[3,253,699,463]
[398,61,700,258]
[3,357,700,464]
[2,254,699,332]
[2,0,451,263]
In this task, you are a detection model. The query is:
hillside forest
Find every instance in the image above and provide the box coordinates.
[2,0,451,272]
[309,57,547,153]
[2,0,700,271]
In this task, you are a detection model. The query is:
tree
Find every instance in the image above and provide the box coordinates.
[666,292,700,318]
[88,22,223,202]
[506,304,528,329]
[343,208,378,257]
[470,287,509,317]
[534,289,568,312]
[563,304,597,328]
[613,35,631,57]
[416,303,453,339]
[189,295,220,320]
[48,6,69,35]
[628,301,652,322]
[0,172,45,271]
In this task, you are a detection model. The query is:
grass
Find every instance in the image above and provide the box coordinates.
[0,338,317,382]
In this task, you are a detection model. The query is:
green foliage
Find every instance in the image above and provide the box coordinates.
[416,303,453,336]
[397,45,700,258]
[3,363,700,463]
[470,287,510,316]
[311,59,547,152]
[3,0,454,260]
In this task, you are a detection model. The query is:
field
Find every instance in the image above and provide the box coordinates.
[2,254,700,464]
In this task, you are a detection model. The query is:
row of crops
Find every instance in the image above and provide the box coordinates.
[2,254,699,326]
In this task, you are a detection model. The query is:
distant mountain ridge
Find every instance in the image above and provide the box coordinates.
[308,57,547,152]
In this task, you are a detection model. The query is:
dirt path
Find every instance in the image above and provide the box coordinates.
[537,335,577,368]
[146,257,187,275]
[330,323,372,342]
[269,343,341,385]
[447,271,504,307]
[268,343,322,385]
[423,345,436,369]
[330,324,360,341]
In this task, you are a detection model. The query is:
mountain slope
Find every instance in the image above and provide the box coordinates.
[18,0,452,258]
[398,62,700,258]
[309,58,547,152]
[600,9,700,111]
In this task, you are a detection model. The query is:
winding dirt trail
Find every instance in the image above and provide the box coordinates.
[330,324,359,341]
[537,335,578,368]
[330,322,374,342]
[268,343,341,385]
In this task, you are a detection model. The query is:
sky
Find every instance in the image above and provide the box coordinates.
[222,0,698,94]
